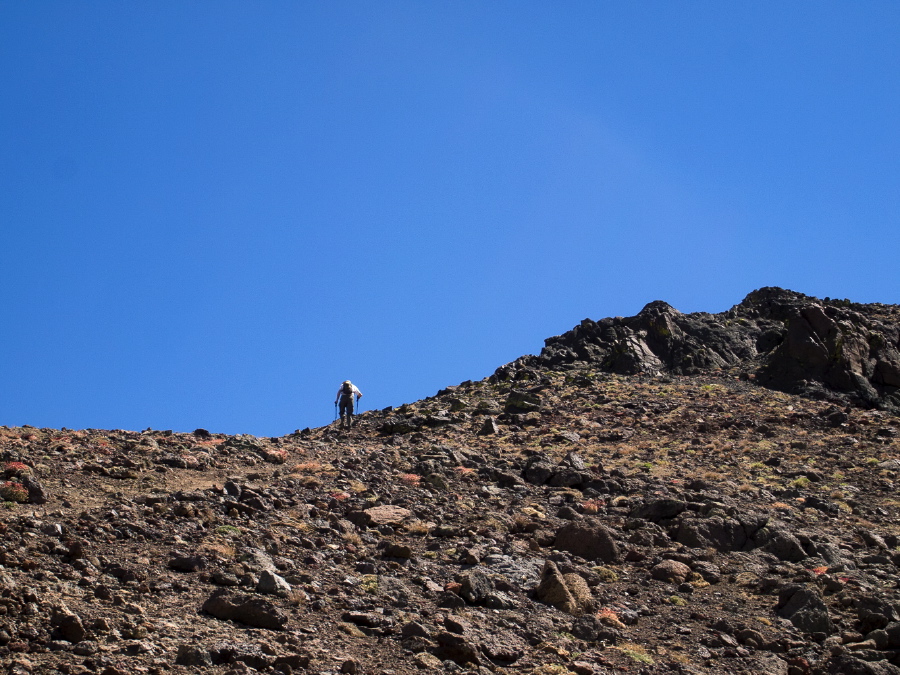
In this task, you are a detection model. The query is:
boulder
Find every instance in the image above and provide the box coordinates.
[477,417,500,435]
[51,609,86,644]
[821,655,900,675]
[523,461,555,486]
[535,560,577,614]
[554,520,621,563]
[435,631,481,666]
[504,390,542,414]
[208,641,274,670]
[459,570,493,605]
[535,561,593,615]
[631,499,687,522]
[755,526,808,562]
[347,505,412,528]
[256,570,291,597]
[168,555,208,572]
[775,584,833,635]
[201,590,288,630]
[650,559,691,584]
[674,516,748,551]
[175,645,213,667]
[21,475,48,504]
[570,615,621,644]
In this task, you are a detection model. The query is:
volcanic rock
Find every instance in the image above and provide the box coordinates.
[201,589,288,630]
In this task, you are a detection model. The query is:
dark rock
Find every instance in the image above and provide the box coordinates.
[548,468,589,488]
[459,570,493,605]
[51,611,86,644]
[534,288,900,412]
[556,506,580,520]
[504,390,542,414]
[775,584,834,635]
[21,475,48,504]
[804,495,840,515]
[674,516,748,551]
[484,591,518,610]
[435,631,481,666]
[868,622,900,650]
[383,543,413,559]
[401,621,431,639]
[104,563,146,583]
[561,452,586,469]
[175,645,213,667]
[168,555,207,572]
[821,655,900,675]
[756,526,808,562]
[341,659,361,674]
[692,561,722,583]
[209,641,274,670]
[342,611,388,628]
[735,628,767,648]
[477,417,500,436]
[201,589,288,630]
[570,615,621,643]
[856,595,900,626]
[523,461,555,486]
[437,591,466,609]
[495,471,522,488]
[554,520,621,563]
[444,616,471,634]
[631,498,687,522]
[858,529,888,550]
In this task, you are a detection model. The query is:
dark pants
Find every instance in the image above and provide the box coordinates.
[339,395,354,427]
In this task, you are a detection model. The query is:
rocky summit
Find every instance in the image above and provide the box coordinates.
[528,287,900,412]
[2,288,900,675]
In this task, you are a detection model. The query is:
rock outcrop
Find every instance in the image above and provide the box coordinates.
[523,287,900,411]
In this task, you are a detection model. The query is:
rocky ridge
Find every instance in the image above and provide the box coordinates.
[527,287,900,412]
[1,289,900,675]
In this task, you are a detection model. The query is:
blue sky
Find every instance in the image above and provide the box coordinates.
[2,2,898,436]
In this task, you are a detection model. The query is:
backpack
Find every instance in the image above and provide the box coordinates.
[342,382,353,396]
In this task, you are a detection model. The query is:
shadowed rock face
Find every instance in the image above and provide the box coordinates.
[527,287,900,411]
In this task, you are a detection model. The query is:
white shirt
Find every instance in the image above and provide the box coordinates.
[335,383,362,403]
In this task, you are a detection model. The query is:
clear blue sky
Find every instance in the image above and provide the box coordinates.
[2,2,898,436]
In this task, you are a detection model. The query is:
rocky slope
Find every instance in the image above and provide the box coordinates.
[1,289,900,675]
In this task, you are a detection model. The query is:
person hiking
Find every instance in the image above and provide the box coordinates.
[335,380,362,429]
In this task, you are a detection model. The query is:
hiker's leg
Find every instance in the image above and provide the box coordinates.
[347,398,354,427]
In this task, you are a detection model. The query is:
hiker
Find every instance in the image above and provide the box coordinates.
[335,380,362,429]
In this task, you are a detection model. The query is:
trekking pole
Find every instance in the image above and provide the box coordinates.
[334,403,338,422]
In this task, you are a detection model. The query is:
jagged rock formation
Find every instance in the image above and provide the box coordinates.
[519,287,900,411]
